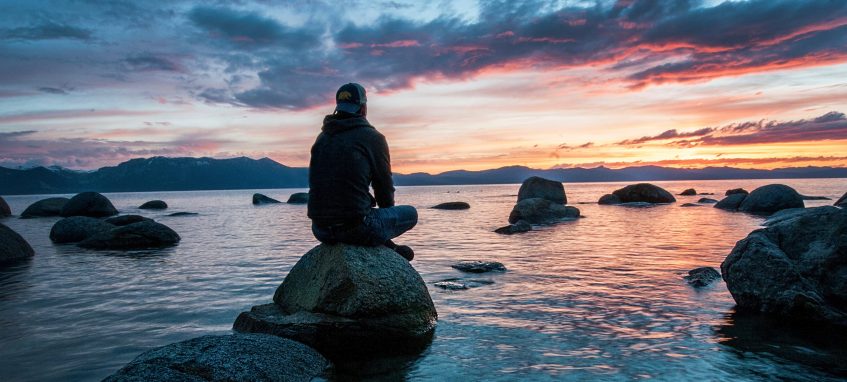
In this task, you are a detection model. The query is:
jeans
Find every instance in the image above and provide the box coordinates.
[312,205,418,246]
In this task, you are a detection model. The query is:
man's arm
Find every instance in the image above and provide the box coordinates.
[371,134,395,208]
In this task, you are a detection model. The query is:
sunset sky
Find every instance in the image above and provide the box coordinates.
[1,0,846,174]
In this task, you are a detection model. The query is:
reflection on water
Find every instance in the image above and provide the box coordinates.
[0,179,845,381]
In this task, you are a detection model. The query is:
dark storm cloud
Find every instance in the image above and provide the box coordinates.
[1,22,91,40]
[617,127,714,145]
[187,5,320,49]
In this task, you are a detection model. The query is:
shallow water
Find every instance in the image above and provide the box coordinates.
[1,179,845,381]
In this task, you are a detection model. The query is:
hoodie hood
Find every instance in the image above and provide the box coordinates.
[322,113,373,135]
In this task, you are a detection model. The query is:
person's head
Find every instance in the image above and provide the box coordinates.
[334,82,367,117]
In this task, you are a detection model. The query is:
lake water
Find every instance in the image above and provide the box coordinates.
[1,179,846,381]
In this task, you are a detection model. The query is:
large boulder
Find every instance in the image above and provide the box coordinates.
[836,192,846,207]
[611,183,676,204]
[0,196,10,217]
[714,193,748,211]
[517,176,566,204]
[738,184,804,215]
[138,200,167,210]
[0,223,34,264]
[234,244,437,357]
[598,194,621,205]
[508,198,580,224]
[79,220,180,249]
[20,197,69,218]
[286,193,309,204]
[60,192,118,218]
[252,193,281,205]
[103,334,329,382]
[432,202,470,210]
[726,188,749,196]
[721,207,847,328]
[50,216,114,244]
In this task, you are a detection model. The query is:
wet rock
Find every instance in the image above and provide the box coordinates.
[517,176,566,204]
[698,198,718,204]
[836,192,846,207]
[611,183,676,204]
[50,216,114,244]
[234,244,437,358]
[738,184,804,215]
[699,192,715,195]
[79,220,180,249]
[286,192,309,204]
[598,194,621,205]
[252,193,281,205]
[21,197,69,218]
[714,193,748,211]
[681,203,700,207]
[103,334,329,382]
[434,278,495,290]
[726,188,749,196]
[452,261,507,273]
[684,267,721,287]
[138,200,167,210]
[494,220,531,235]
[679,188,697,196]
[105,215,152,226]
[508,198,580,224]
[432,202,470,210]
[168,212,198,217]
[0,223,34,264]
[721,207,847,328]
[60,192,118,218]
[0,196,10,217]
[800,195,831,201]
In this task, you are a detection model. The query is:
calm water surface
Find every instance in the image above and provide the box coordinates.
[1,179,846,381]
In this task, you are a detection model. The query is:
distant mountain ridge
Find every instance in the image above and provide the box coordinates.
[1,156,846,195]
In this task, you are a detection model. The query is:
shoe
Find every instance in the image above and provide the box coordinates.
[384,240,414,261]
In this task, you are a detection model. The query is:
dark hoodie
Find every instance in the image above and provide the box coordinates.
[307,112,395,226]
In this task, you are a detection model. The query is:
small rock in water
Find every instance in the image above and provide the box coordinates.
[79,220,180,249]
[434,278,495,290]
[494,220,531,235]
[800,195,831,201]
[432,202,470,210]
[253,193,281,205]
[725,188,749,196]
[0,223,34,265]
[60,192,119,218]
[0,196,10,217]
[698,198,718,204]
[21,197,69,218]
[681,203,701,207]
[452,261,507,273]
[714,193,748,211]
[679,188,697,196]
[286,192,309,204]
[837,192,847,207]
[167,212,198,217]
[105,215,151,226]
[50,216,114,243]
[684,267,721,287]
[138,200,168,209]
[598,194,621,205]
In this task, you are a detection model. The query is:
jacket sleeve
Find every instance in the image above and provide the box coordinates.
[371,133,395,208]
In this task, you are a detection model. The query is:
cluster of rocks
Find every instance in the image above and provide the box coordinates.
[714,184,804,214]
[495,177,580,234]
[252,193,309,205]
[598,183,676,205]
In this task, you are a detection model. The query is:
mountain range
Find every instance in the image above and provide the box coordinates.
[2,156,846,195]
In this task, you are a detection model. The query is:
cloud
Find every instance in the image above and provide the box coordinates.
[124,53,182,72]
[187,5,320,49]
[2,22,92,40]
[37,87,69,95]
[617,127,714,145]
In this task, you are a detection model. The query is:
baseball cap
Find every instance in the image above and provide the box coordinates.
[334,83,367,114]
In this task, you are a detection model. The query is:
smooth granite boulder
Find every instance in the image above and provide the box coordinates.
[252,193,281,205]
[103,334,329,382]
[286,193,309,204]
[508,197,580,224]
[60,192,118,218]
[698,198,719,204]
[684,267,721,287]
[0,223,34,264]
[234,244,437,357]
[836,192,846,207]
[738,184,804,215]
[714,193,748,211]
[0,196,10,217]
[721,207,847,328]
[494,220,531,235]
[517,176,566,204]
[432,202,470,210]
[50,216,114,244]
[21,197,69,218]
[598,194,621,205]
[105,215,152,226]
[726,188,749,196]
[612,183,676,204]
[679,188,697,196]
[79,220,180,249]
[138,200,167,210]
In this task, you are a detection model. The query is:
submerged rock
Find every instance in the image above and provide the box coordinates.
[681,203,700,207]
[167,212,198,217]
[103,334,329,382]
[517,176,566,204]
[0,196,10,217]
[434,278,495,290]
[432,202,470,210]
[138,200,167,210]
[452,261,507,273]
[598,194,621,205]
[738,184,804,215]
[21,197,69,218]
[698,198,718,204]
[800,195,831,201]
[726,188,749,196]
[721,207,847,328]
[252,193,281,205]
[494,220,532,235]
[0,223,34,264]
[234,244,437,358]
[50,216,114,244]
[286,192,309,204]
[508,198,580,224]
[836,192,846,207]
[684,267,721,287]
[679,188,697,196]
[60,192,118,218]
[714,193,748,211]
[105,215,152,226]
[611,183,676,204]
[79,220,180,249]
